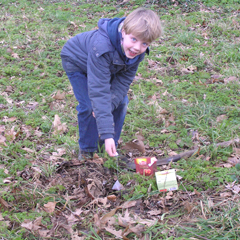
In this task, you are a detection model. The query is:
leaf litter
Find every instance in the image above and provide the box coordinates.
[1,1,240,239]
[0,87,239,238]
[9,135,238,239]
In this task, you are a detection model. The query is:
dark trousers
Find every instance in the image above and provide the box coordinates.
[66,71,128,152]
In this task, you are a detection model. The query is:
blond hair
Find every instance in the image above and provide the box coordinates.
[122,8,163,43]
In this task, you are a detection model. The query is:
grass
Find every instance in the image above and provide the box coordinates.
[0,0,240,239]
[174,198,240,239]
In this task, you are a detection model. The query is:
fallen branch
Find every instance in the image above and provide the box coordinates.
[126,138,239,170]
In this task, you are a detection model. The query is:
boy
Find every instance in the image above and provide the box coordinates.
[61,7,162,159]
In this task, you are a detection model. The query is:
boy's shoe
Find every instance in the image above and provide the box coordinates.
[78,149,93,160]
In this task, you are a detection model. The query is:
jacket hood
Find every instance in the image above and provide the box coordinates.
[98,18,148,65]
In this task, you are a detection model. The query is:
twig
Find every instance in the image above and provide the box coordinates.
[78,168,81,188]
[126,138,240,170]
[200,200,207,220]
[159,138,240,165]
[180,182,192,201]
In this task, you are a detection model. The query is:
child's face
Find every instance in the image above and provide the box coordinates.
[121,30,150,59]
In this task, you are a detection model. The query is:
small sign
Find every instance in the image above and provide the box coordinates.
[155,169,178,192]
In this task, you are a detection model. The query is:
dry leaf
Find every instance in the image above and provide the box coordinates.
[194,189,201,196]
[148,209,161,216]
[183,201,194,213]
[206,156,211,161]
[105,227,123,238]
[135,218,157,227]
[22,147,35,153]
[176,175,183,181]
[34,129,43,137]
[86,178,103,199]
[53,148,66,156]
[207,198,214,208]
[135,132,145,141]
[155,79,163,85]
[31,166,41,174]
[32,217,42,231]
[121,200,137,209]
[53,115,68,134]
[53,114,62,127]
[11,52,19,58]
[90,197,109,206]
[0,135,7,146]
[70,21,77,28]
[233,148,240,155]
[147,59,156,68]
[3,178,12,184]
[71,231,85,240]
[21,217,42,231]
[122,140,145,153]
[165,191,173,200]
[202,32,208,39]
[100,207,120,226]
[169,113,175,122]
[26,102,39,110]
[120,0,130,4]
[220,192,232,198]
[228,157,240,166]
[21,220,33,230]
[93,153,100,159]
[161,129,169,133]
[159,108,168,114]
[232,185,240,194]
[168,151,178,156]
[2,116,17,122]
[5,126,16,142]
[0,197,10,209]
[43,201,56,213]
[107,195,117,202]
[216,115,227,122]
[181,66,196,74]
[5,86,13,92]
[38,230,50,238]
[224,76,238,84]
[66,213,81,225]
[226,182,240,194]
[0,125,5,132]
[53,90,65,100]
[221,163,233,168]
[98,201,138,228]
[79,23,86,28]
[124,224,145,237]
[92,157,104,165]
[118,213,131,227]
[162,90,168,96]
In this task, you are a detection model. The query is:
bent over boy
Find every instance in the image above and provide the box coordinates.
[61,8,162,158]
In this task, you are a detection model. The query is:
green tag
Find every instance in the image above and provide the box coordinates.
[155,169,178,192]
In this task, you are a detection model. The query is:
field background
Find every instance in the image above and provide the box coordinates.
[0,0,240,239]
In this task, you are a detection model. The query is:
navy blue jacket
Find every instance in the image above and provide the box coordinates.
[61,18,147,140]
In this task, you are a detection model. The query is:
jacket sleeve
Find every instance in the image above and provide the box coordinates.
[110,64,139,111]
[87,49,115,140]
[87,42,144,140]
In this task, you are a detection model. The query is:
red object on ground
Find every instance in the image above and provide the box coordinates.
[134,157,157,176]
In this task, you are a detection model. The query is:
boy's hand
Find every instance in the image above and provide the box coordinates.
[105,138,116,157]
